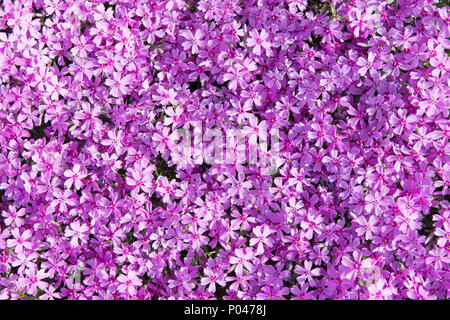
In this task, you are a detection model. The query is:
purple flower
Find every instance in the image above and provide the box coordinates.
[117,270,142,296]
[249,225,274,255]
[247,29,271,56]
[181,29,205,54]
[341,250,373,281]
[7,228,33,253]
[65,220,89,247]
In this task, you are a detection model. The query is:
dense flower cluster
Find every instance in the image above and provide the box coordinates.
[0,0,449,300]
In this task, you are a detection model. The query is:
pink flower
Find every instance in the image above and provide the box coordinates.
[2,205,26,227]
[181,29,205,54]
[20,267,48,296]
[354,215,379,240]
[152,85,179,106]
[356,52,378,77]
[341,250,373,281]
[247,29,271,56]
[65,220,90,247]
[368,279,393,300]
[200,268,226,293]
[249,225,274,255]
[105,71,133,97]
[294,261,322,287]
[229,248,255,275]
[50,189,78,212]
[7,228,33,253]
[63,164,87,190]
[117,270,142,296]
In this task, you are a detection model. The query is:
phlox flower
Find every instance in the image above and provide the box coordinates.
[200,268,227,293]
[294,261,322,287]
[117,270,142,296]
[249,225,274,255]
[105,72,133,97]
[367,278,393,300]
[153,85,179,106]
[7,228,33,253]
[341,250,373,281]
[19,267,48,296]
[2,205,26,227]
[65,220,89,247]
[63,163,87,190]
[354,215,379,240]
[247,29,271,56]
[229,248,255,275]
[181,29,205,54]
